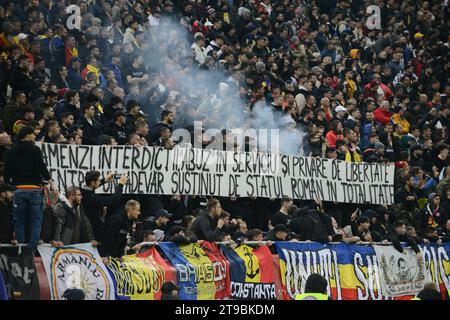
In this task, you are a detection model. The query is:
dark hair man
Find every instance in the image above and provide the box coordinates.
[148,110,174,145]
[190,198,225,241]
[295,274,330,300]
[271,197,294,226]
[81,171,128,241]
[52,186,98,247]
[388,220,422,260]
[4,126,55,252]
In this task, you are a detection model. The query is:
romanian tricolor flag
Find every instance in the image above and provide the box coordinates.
[106,247,175,300]
[198,241,230,299]
[159,242,229,300]
[221,244,276,299]
[276,242,450,300]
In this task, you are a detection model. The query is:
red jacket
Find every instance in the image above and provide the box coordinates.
[364,82,393,100]
[326,130,344,148]
[373,107,392,125]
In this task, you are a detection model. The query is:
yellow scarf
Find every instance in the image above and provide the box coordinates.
[345,78,356,98]
[84,64,100,84]
[345,151,361,163]
[223,13,230,24]
[350,49,359,59]
[391,113,410,133]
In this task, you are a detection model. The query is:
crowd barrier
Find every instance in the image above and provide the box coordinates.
[1,242,449,300]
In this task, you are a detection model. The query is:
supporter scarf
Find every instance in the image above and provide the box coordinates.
[65,46,79,67]
[345,78,356,98]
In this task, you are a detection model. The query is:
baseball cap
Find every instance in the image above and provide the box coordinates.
[17,33,28,41]
[155,208,173,219]
[335,105,347,113]
[167,225,185,237]
[273,224,289,233]
[374,142,385,150]
[361,210,377,219]
[232,232,246,244]
[410,144,423,153]
[428,193,438,201]
[113,110,127,120]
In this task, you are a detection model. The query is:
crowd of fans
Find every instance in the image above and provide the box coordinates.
[0,0,449,258]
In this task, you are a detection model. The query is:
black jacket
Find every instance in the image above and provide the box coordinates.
[100,211,133,258]
[0,201,13,243]
[148,122,171,145]
[4,141,51,186]
[80,182,124,239]
[289,209,331,242]
[102,122,130,145]
[59,101,82,122]
[2,102,24,135]
[271,211,291,226]
[387,229,421,254]
[190,212,224,242]
[10,66,34,96]
[75,116,103,145]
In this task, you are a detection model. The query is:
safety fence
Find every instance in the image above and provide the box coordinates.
[0,241,449,300]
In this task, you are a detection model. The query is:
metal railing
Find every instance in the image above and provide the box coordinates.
[134,240,395,247]
[0,241,398,248]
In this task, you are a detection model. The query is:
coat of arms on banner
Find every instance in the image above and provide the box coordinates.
[38,244,114,300]
[373,245,427,297]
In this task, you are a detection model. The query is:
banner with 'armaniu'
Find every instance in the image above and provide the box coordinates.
[372,245,428,297]
[38,243,114,300]
[37,142,395,204]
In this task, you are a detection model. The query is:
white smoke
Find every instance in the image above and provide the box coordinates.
[137,16,303,156]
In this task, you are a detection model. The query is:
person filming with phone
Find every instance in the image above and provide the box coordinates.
[81,170,129,244]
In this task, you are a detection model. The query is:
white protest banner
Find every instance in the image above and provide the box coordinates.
[38,243,114,300]
[37,142,395,204]
[373,245,428,297]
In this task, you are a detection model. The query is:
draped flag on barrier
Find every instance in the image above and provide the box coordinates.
[198,241,230,299]
[158,242,229,300]
[0,248,40,300]
[276,242,450,300]
[106,247,174,300]
[38,243,114,300]
[221,244,276,299]
[0,268,8,300]
[373,245,427,297]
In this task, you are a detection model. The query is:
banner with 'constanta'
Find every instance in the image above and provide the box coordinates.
[221,244,276,300]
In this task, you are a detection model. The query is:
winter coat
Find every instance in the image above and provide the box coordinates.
[53,198,95,245]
